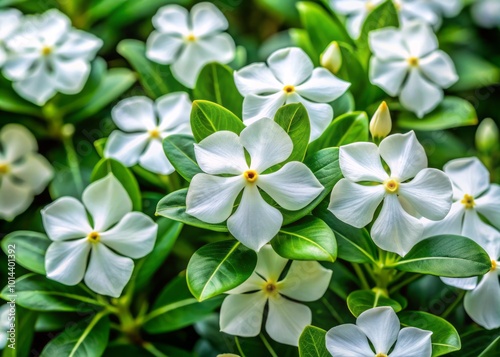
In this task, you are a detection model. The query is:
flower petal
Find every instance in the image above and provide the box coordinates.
[326,324,375,357]
[389,327,432,357]
[257,162,323,210]
[12,61,55,105]
[234,63,283,96]
[104,131,149,167]
[45,239,90,286]
[462,209,500,244]
[278,260,332,301]
[379,131,427,181]
[242,92,287,125]
[0,177,33,221]
[419,51,458,88]
[139,139,175,175]
[369,27,409,61]
[38,9,71,46]
[227,272,265,294]
[2,52,39,81]
[55,30,102,60]
[422,201,464,238]
[219,292,266,337]
[9,153,53,194]
[100,212,157,259]
[369,58,409,97]
[52,57,91,94]
[339,142,388,182]
[111,96,157,132]
[227,185,283,251]
[82,174,132,232]
[191,2,228,36]
[357,306,400,354]
[152,4,189,35]
[266,296,311,346]
[186,174,245,223]
[240,119,293,172]
[402,21,438,58]
[267,47,313,86]
[146,32,184,64]
[443,157,490,198]
[295,68,350,102]
[0,124,37,162]
[475,184,500,230]
[329,179,386,228]
[41,197,92,241]
[399,68,443,118]
[84,243,134,298]
[156,92,192,134]
[464,271,500,330]
[254,245,288,281]
[440,277,478,290]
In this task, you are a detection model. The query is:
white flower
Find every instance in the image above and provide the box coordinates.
[41,174,158,297]
[329,0,384,38]
[0,124,53,221]
[472,0,500,28]
[220,245,332,346]
[326,306,432,357]
[2,9,102,105]
[185,119,324,251]
[234,47,350,141]
[0,8,22,67]
[104,93,192,175]
[369,21,458,117]
[329,131,452,256]
[418,0,462,18]
[146,2,235,88]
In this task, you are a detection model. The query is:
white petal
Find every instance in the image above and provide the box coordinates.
[357,307,399,354]
[194,131,248,175]
[139,139,175,175]
[326,324,375,357]
[371,194,424,256]
[13,61,56,105]
[422,202,464,238]
[227,272,266,294]
[419,51,458,88]
[295,68,350,102]
[38,9,71,46]
[331,0,368,14]
[2,52,40,81]
[240,119,293,172]
[440,277,478,290]
[257,162,323,210]
[254,245,288,281]
[462,209,500,244]
[84,243,134,298]
[266,296,311,346]
[379,131,427,181]
[56,30,102,60]
[45,239,90,286]
[329,179,386,228]
[369,27,409,61]
[346,12,365,39]
[0,9,22,40]
[52,57,91,94]
[399,68,443,118]
[339,142,388,182]
[152,4,190,35]
[475,184,500,230]
[444,157,490,198]
[0,124,37,162]
[191,2,228,36]
[156,92,192,134]
[145,32,184,64]
[234,63,283,96]
[402,21,438,58]
[390,327,432,357]
[82,174,132,232]
[41,197,92,241]
[100,212,157,259]
[242,92,287,125]
[278,261,332,301]
[10,153,53,194]
[186,174,245,223]
[267,47,313,86]
[220,292,266,337]
[369,58,409,97]
[111,96,157,132]
[104,131,149,167]
[464,271,500,330]
[227,185,283,251]
[0,177,33,221]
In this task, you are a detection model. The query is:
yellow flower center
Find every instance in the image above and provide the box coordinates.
[185,33,196,42]
[283,85,295,94]
[87,231,100,243]
[41,46,52,56]
[262,280,279,297]
[0,163,9,175]
[461,194,475,209]
[375,354,388,357]
[407,57,419,67]
[149,128,161,139]
[384,178,399,193]
[244,169,258,183]
[492,260,497,272]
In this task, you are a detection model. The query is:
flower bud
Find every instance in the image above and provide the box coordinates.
[217,354,240,357]
[476,118,499,153]
[370,101,392,140]
[320,41,342,74]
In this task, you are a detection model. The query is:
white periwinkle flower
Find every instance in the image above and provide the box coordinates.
[369,21,458,118]
[2,9,102,105]
[0,8,22,67]
[329,0,384,38]
[472,0,500,28]
[234,47,350,141]
[0,124,53,221]
[104,93,192,175]
[329,131,452,256]
[326,306,432,357]
[186,119,324,251]
[42,174,158,297]
[220,245,332,346]
[418,0,463,18]
[146,2,235,88]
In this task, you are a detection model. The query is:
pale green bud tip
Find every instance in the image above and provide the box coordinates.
[61,123,75,138]
[217,354,241,357]
[476,118,499,152]
[370,101,392,140]
[320,41,342,74]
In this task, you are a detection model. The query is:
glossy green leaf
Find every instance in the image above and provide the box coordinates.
[2,306,37,357]
[450,51,500,92]
[452,330,500,357]
[1,231,50,275]
[272,216,337,262]
[187,241,257,301]
[298,326,330,357]
[274,103,310,163]
[0,76,42,117]
[347,290,402,317]
[335,43,368,103]
[478,336,500,357]
[389,235,491,277]
[162,134,202,182]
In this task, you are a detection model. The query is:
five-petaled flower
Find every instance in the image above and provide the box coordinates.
[185,119,324,251]
[42,174,158,297]
[220,245,332,346]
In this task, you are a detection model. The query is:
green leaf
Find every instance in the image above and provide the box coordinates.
[1,231,50,275]
[450,51,500,92]
[389,235,491,277]
[478,336,500,357]
[298,326,330,357]
[309,111,369,153]
[193,62,243,117]
[289,28,318,66]
[143,274,224,333]
[1,274,105,312]
[0,76,43,116]
[40,313,110,357]
[272,216,337,262]
[187,241,257,301]
[398,97,478,131]
[399,311,461,356]
[313,201,378,264]
[190,100,245,143]
[347,290,402,317]
[162,134,202,182]
[91,158,142,211]
[274,103,310,163]
[453,330,500,357]
[2,306,37,357]
[335,43,368,103]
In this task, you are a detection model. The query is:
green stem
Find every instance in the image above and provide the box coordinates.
[142,342,168,357]
[322,297,344,324]
[259,334,278,357]
[441,290,465,319]
[352,263,370,290]
[62,131,84,195]
[389,273,422,294]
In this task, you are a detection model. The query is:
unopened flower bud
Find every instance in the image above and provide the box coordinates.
[217,354,240,357]
[370,101,392,140]
[320,41,342,74]
[476,118,499,153]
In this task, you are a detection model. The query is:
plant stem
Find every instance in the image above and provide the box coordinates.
[441,290,465,319]
[259,334,278,357]
[352,263,370,290]
[389,273,422,294]
[322,297,344,324]
[62,128,84,195]
[142,342,169,357]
